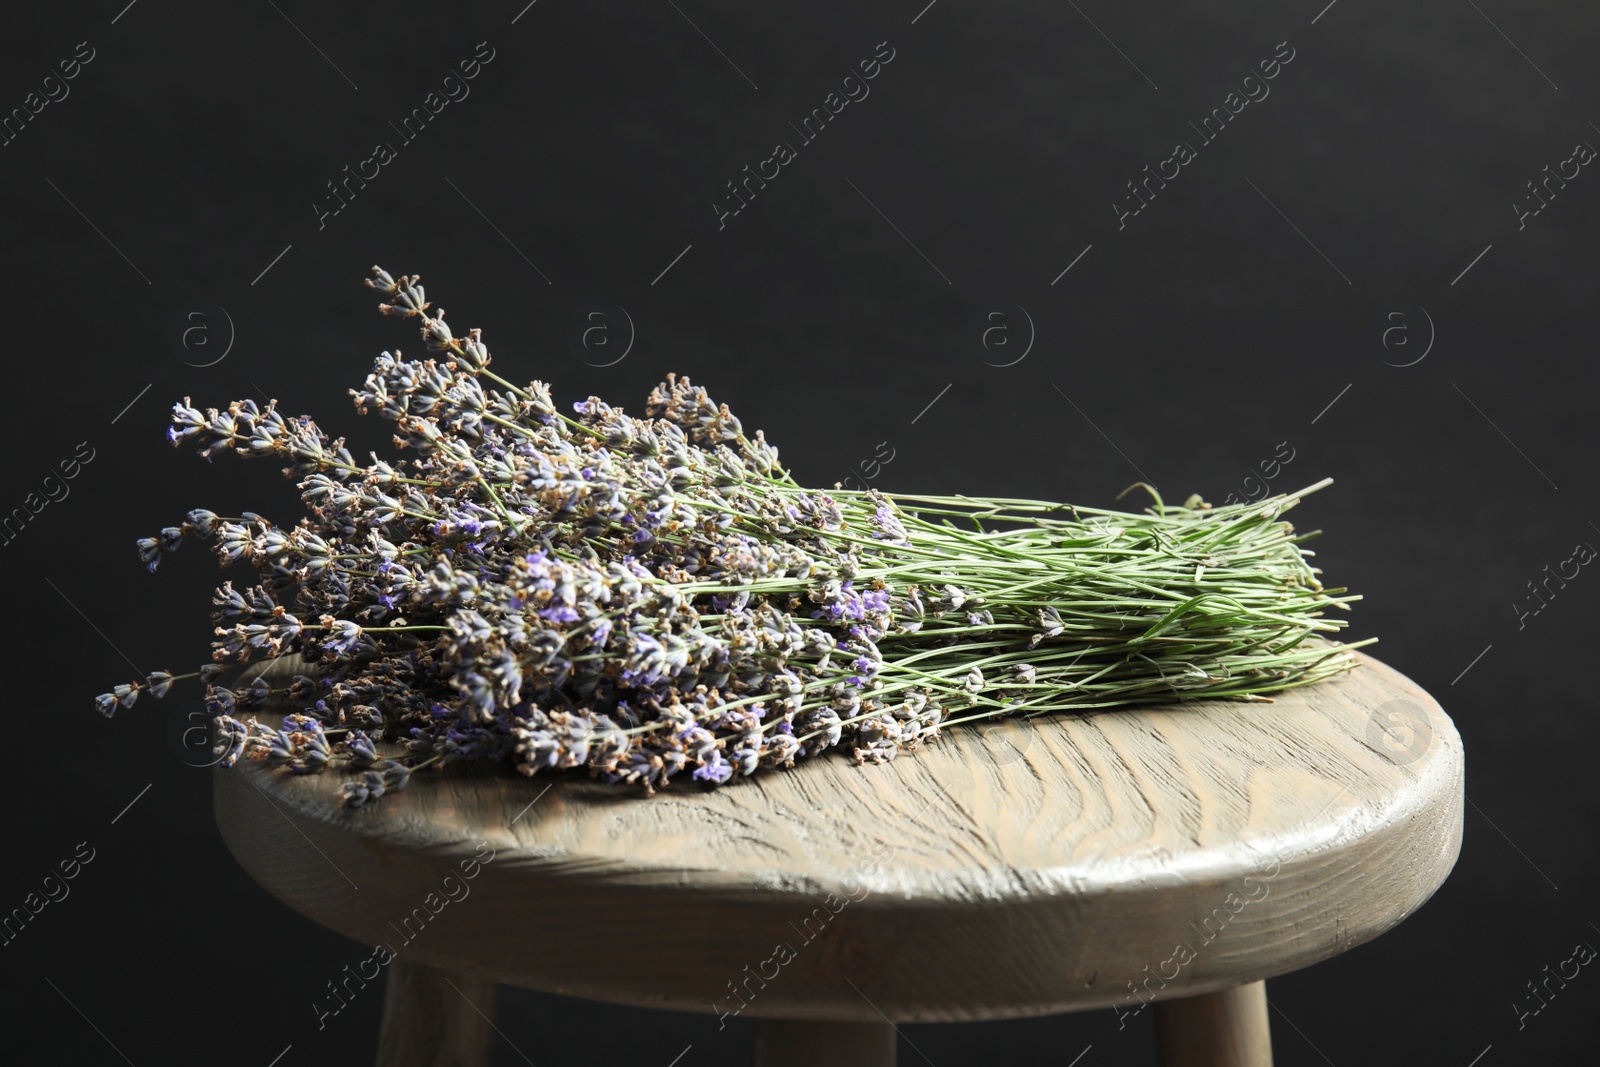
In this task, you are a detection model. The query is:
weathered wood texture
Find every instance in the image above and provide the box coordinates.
[215,652,1462,1024]
[1154,981,1273,1067]
[375,959,497,1067]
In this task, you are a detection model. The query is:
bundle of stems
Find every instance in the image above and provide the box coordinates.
[94,267,1370,802]
[772,481,1366,738]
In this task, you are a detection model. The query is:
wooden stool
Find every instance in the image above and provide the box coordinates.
[215,652,1462,1066]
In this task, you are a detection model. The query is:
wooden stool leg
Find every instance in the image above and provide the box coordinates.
[376,958,498,1067]
[1153,980,1273,1067]
[753,1018,897,1067]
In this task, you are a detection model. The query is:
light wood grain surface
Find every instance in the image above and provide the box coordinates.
[214,652,1463,1023]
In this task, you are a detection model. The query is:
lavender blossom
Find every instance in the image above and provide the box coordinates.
[95,265,1365,806]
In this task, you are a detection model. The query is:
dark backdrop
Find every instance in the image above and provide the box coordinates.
[2,1,1595,1064]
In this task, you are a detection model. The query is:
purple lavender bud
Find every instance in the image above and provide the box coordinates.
[457,328,489,372]
[373,759,411,793]
[336,773,380,808]
[692,753,734,784]
[422,314,453,352]
[146,671,174,699]
[213,523,252,566]
[136,537,162,572]
[730,745,760,777]
[343,731,379,768]
[322,618,364,655]
[365,265,400,296]
[296,723,333,773]
[211,584,248,622]
[168,399,207,444]
[185,509,220,536]
[266,729,295,766]
[238,676,272,710]
[204,686,238,717]
[1037,605,1065,637]
[212,716,247,768]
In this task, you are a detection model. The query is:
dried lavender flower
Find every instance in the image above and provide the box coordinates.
[98,266,1371,805]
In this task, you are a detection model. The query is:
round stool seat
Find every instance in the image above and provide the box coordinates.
[215,652,1461,1044]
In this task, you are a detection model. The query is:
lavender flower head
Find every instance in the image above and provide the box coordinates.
[94,266,1365,806]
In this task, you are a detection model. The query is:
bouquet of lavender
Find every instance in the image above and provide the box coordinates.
[97,267,1370,805]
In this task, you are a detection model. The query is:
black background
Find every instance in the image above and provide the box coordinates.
[2,1,1596,1064]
